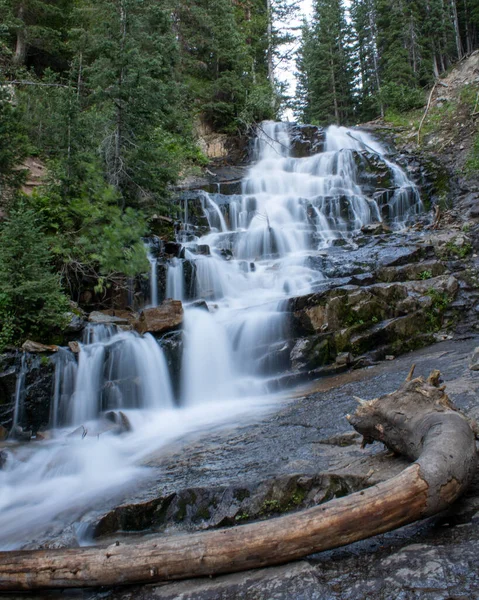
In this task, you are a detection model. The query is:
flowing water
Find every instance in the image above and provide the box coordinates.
[1,122,422,548]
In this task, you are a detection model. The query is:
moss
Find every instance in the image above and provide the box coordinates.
[194,506,211,521]
[425,289,451,332]
[287,487,307,508]
[234,489,251,502]
[443,241,473,259]
[419,270,432,280]
[322,476,352,502]
[235,511,249,521]
[260,499,281,515]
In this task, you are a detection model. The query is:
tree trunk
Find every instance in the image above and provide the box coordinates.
[0,369,476,591]
[13,4,27,66]
[450,0,463,60]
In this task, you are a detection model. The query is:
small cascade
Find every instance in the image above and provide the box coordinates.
[12,354,28,430]
[166,257,185,301]
[181,309,236,405]
[51,349,77,429]
[51,325,174,427]
[145,241,159,307]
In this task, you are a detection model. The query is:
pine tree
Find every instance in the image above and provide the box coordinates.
[0,0,71,67]
[297,0,355,125]
[350,0,383,120]
[0,202,69,348]
[0,84,28,198]
[75,0,187,209]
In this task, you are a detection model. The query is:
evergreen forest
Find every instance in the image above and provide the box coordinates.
[1,0,479,347]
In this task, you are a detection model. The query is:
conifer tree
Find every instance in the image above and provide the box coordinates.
[0,0,71,67]
[0,202,68,348]
[297,0,354,125]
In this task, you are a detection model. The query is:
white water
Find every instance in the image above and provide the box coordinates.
[2,122,422,548]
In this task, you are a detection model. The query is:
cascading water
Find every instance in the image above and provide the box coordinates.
[177,122,422,392]
[1,121,423,549]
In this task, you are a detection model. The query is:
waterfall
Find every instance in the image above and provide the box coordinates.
[166,257,184,301]
[175,121,422,393]
[146,242,159,307]
[2,121,424,549]
[51,326,174,427]
[12,354,28,430]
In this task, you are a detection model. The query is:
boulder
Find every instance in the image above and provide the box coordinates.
[361,222,391,236]
[68,341,80,354]
[134,300,184,336]
[21,341,58,354]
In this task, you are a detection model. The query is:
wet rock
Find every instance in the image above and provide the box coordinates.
[361,222,391,236]
[469,347,479,370]
[21,340,59,353]
[446,274,459,295]
[102,410,132,435]
[11,356,55,434]
[0,450,8,469]
[335,352,353,367]
[93,472,369,539]
[0,424,8,441]
[378,260,447,283]
[291,337,331,371]
[134,300,184,336]
[190,300,209,311]
[160,330,183,398]
[63,313,85,334]
[89,310,132,325]
[11,425,32,441]
[288,123,326,157]
[163,241,182,257]
[68,341,80,354]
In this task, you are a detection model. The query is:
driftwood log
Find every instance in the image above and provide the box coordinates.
[0,367,476,591]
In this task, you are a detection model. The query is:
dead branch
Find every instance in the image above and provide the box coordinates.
[418,82,438,145]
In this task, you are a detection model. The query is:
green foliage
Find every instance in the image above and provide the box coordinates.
[419,270,432,280]
[378,82,425,113]
[0,202,69,349]
[443,240,473,259]
[466,132,479,175]
[29,161,149,282]
[175,0,274,132]
[296,0,355,125]
[425,289,450,332]
[0,83,28,196]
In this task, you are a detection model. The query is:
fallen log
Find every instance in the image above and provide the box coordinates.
[0,367,476,590]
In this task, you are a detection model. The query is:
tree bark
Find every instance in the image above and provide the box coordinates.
[13,4,27,66]
[0,368,476,591]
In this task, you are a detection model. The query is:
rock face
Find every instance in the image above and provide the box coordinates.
[134,300,184,336]
[283,229,470,376]
[0,353,54,433]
